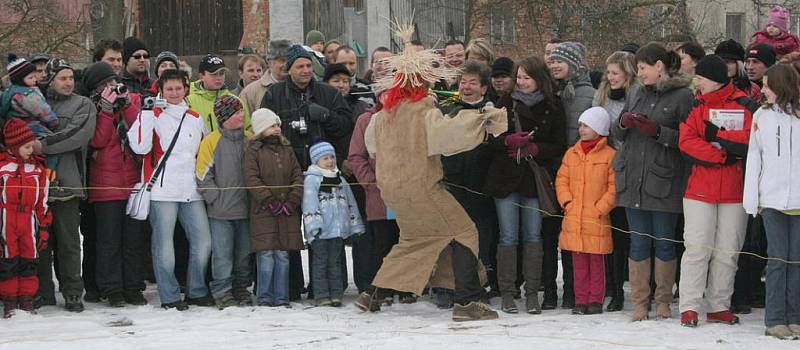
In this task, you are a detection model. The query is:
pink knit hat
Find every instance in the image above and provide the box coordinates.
[768,6,790,33]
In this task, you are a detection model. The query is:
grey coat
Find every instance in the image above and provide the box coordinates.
[611,75,694,213]
[43,92,97,201]
[562,80,596,146]
[196,128,250,220]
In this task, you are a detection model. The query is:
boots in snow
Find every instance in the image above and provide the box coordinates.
[497,245,519,314]
[3,297,17,318]
[523,243,543,314]
[654,259,676,319]
[629,258,651,321]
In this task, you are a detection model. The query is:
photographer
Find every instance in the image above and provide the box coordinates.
[84,61,147,308]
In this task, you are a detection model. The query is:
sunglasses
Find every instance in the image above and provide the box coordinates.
[132,54,150,60]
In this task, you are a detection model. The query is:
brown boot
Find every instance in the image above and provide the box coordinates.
[628,258,651,321]
[2,296,17,318]
[354,288,381,312]
[654,259,676,320]
[522,243,543,314]
[452,301,499,322]
[496,245,518,313]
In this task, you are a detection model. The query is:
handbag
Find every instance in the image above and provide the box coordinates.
[126,112,187,220]
[511,102,561,216]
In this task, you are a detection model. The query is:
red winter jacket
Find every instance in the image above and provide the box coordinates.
[679,83,753,204]
[751,30,800,57]
[88,94,142,202]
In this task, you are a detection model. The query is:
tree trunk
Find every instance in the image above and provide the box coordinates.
[91,0,125,42]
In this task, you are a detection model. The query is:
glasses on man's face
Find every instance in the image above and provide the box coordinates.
[133,54,150,60]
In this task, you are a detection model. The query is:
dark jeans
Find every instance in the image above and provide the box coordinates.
[289,250,304,301]
[605,207,629,295]
[311,238,344,300]
[94,201,146,294]
[626,208,679,262]
[732,215,767,307]
[80,200,98,296]
[351,224,376,294]
[51,199,84,297]
[542,216,572,299]
[760,209,800,327]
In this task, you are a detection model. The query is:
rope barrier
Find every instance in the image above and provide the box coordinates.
[5,179,796,264]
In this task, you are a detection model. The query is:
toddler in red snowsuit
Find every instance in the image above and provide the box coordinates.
[0,118,51,318]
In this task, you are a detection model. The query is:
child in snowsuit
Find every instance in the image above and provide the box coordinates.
[0,54,58,139]
[751,6,800,59]
[244,109,304,307]
[302,141,364,306]
[555,107,616,315]
[0,118,51,318]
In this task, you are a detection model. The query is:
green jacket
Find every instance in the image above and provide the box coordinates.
[186,80,251,133]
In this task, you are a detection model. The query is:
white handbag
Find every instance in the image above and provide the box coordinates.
[126,112,187,220]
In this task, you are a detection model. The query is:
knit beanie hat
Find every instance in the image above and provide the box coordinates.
[323,63,351,82]
[578,107,611,137]
[214,95,242,126]
[695,55,730,85]
[747,44,777,67]
[620,43,641,55]
[550,42,587,77]
[266,39,292,60]
[122,36,148,64]
[768,6,790,33]
[4,118,36,156]
[305,30,326,46]
[309,141,335,165]
[491,57,514,77]
[714,39,746,62]
[82,61,117,92]
[252,108,281,136]
[285,44,315,70]
[6,54,36,86]
[155,51,179,72]
[45,58,73,85]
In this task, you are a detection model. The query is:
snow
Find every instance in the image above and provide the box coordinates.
[0,251,795,350]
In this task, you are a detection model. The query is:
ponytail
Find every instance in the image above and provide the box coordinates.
[635,42,681,77]
[665,50,681,75]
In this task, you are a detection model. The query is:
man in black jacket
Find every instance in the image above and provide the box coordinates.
[260,44,352,301]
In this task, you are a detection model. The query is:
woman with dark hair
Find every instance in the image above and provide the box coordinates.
[744,63,800,339]
[485,56,566,315]
[612,42,694,321]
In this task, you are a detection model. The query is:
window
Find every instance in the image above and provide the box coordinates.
[726,13,745,44]
[490,5,515,44]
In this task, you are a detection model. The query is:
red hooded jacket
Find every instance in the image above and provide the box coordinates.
[88,94,142,202]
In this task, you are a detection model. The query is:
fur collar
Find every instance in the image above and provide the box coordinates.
[651,73,693,93]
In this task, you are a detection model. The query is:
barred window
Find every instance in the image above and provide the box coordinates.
[490,5,515,44]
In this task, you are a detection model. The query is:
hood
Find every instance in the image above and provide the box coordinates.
[697,81,745,105]
[247,134,290,149]
[190,80,230,100]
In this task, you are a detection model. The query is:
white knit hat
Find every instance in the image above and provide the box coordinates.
[578,107,611,137]
[252,108,281,136]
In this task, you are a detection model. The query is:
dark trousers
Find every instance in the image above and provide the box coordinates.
[94,201,146,294]
[35,242,55,302]
[605,207,629,296]
[732,215,767,307]
[79,200,98,296]
[311,238,344,300]
[351,224,376,293]
[52,199,84,297]
[289,251,305,301]
[542,216,573,298]
[451,240,485,305]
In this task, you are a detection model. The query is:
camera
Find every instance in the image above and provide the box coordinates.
[142,96,168,110]
[290,118,308,135]
[111,84,128,95]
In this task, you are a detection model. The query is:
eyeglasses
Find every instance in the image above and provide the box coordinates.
[132,54,150,60]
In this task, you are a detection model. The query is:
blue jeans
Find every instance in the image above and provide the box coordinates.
[626,208,679,261]
[256,250,289,305]
[760,209,800,327]
[311,238,344,300]
[209,218,252,298]
[495,193,542,245]
[149,200,212,304]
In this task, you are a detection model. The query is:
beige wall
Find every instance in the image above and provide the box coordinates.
[687,0,760,49]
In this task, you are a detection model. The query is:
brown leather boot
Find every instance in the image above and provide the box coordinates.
[496,245,518,313]
[654,259,676,320]
[354,288,381,312]
[628,258,651,321]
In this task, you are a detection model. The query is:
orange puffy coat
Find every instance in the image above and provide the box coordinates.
[556,137,616,254]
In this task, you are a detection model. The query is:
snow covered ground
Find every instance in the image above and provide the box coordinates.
[0,251,795,350]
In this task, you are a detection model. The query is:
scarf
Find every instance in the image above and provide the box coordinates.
[511,90,544,107]
[609,88,626,101]
[580,138,602,154]
[308,164,340,178]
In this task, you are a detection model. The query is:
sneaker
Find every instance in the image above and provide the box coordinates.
[330,298,342,307]
[186,295,215,307]
[354,291,381,312]
[232,287,253,306]
[18,296,35,314]
[316,298,332,307]
[123,290,148,306]
[788,324,800,336]
[765,325,796,340]
[215,293,239,310]
[572,304,588,315]
[64,295,84,313]
[525,296,541,315]
[107,292,126,308]
[452,301,499,322]
[161,301,189,311]
[585,303,603,315]
[501,294,518,314]
[707,310,739,325]
[681,310,698,327]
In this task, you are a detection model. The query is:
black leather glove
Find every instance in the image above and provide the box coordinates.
[307,103,330,122]
[704,120,720,142]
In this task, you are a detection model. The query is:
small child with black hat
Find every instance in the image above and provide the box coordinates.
[0,54,58,142]
[302,141,364,307]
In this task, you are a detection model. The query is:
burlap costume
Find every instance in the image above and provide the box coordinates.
[364,96,506,295]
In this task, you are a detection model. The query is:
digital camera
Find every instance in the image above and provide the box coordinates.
[142,96,168,110]
[290,118,308,135]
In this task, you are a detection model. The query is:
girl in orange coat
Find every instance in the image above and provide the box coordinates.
[556,107,616,315]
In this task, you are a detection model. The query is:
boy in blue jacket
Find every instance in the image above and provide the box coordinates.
[302,142,364,306]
